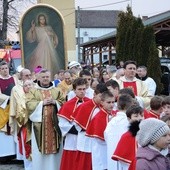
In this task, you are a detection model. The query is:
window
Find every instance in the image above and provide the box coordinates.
[103,55,107,60]
[89,37,97,41]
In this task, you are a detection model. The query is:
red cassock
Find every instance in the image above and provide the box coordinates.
[74,151,92,170]
[58,96,90,170]
[86,109,114,140]
[112,131,137,170]
[72,99,100,170]
[144,110,160,119]
[73,99,100,130]
[58,96,90,121]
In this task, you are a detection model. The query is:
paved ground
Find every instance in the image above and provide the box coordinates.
[0,160,24,170]
[0,164,24,170]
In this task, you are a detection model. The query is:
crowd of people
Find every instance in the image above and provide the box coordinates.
[0,59,170,170]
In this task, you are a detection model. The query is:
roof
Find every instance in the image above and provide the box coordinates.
[81,10,170,47]
[143,10,170,26]
[143,10,170,46]
[81,31,117,47]
[75,10,121,28]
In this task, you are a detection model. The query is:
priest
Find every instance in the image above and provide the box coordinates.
[26,69,65,170]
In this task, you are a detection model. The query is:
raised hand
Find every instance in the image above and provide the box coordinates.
[31,20,35,31]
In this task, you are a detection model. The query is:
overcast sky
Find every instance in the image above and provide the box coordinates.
[75,0,170,17]
[8,0,170,40]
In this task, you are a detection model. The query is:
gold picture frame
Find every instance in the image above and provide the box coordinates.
[20,4,68,76]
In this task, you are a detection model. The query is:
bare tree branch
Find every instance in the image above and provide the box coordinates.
[7,0,15,5]
[0,0,37,40]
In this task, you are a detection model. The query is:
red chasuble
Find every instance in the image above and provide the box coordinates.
[123,82,137,96]
[86,109,114,140]
[73,99,100,130]
[112,131,137,170]
[58,97,90,121]
[0,76,15,95]
[144,110,160,119]
[0,76,15,134]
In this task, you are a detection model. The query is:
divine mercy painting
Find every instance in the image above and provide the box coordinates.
[20,4,67,76]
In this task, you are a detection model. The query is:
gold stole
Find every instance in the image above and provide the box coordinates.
[33,89,61,154]
[0,105,9,129]
[41,90,58,154]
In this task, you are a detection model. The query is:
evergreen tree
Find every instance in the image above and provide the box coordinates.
[146,27,163,94]
[132,18,144,64]
[116,6,144,64]
[116,6,162,94]
[124,25,132,60]
[116,6,134,63]
[116,12,127,62]
[140,26,152,66]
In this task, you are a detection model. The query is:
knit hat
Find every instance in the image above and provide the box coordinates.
[68,61,80,69]
[137,118,170,147]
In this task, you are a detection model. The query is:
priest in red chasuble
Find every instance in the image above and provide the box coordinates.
[116,60,152,109]
[0,61,16,161]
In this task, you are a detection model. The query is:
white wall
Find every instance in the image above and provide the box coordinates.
[75,27,116,63]
[76,28,115,43]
